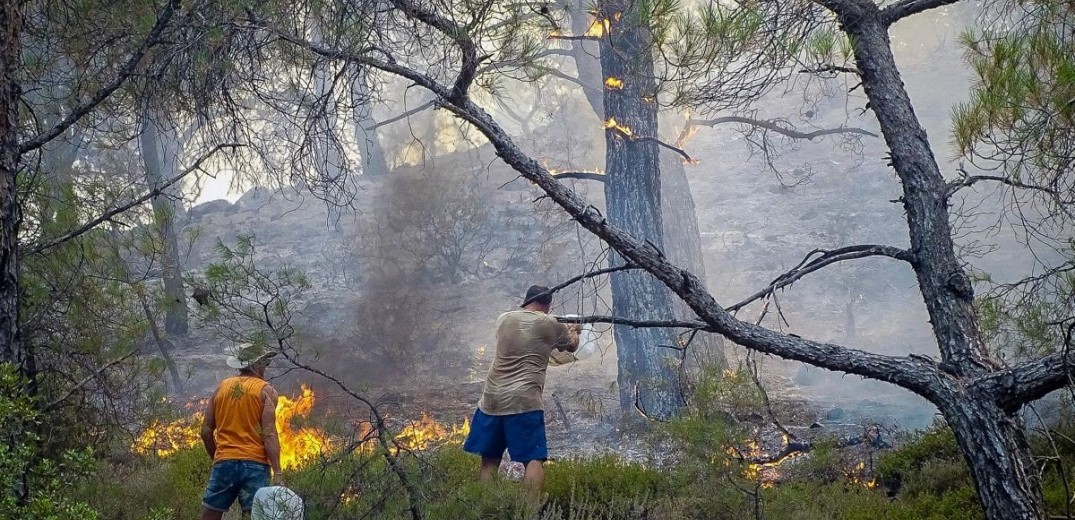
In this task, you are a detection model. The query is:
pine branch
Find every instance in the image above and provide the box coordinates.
[28,144,241,254]
[19,0,181,155]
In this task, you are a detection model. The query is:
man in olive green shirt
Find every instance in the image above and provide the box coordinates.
[463,285,579,496]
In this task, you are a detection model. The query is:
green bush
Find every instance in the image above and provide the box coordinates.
[543,455,675,518]
[0,365,100,520]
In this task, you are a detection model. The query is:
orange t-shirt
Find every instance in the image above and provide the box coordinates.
[211,376,271,465]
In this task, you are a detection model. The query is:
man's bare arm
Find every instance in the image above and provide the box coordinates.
[261,385,283,479]
[200,395,217,459]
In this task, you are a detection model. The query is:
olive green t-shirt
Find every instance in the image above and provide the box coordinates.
[478,310,578,415]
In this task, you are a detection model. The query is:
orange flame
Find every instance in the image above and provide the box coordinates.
[604,117,633,137]
[133,385,331,470]
[848,461,878,489]
[728,436,804,487]
[585,18,611,37]
[132,412,204,457]
[605,77,624,90]
[393,414,470,453]
[276,385,331,469]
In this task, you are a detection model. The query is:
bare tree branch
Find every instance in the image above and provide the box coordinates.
[799,64,862,75]
[364,100,436,131]
[19,0,181,155]
[726,245,914,313]
[389,0,479,102]
[28,143,241,254]
[44,351,137,411]
[976,338,1075,412]
[634,135,694,162]
[557,314,710,330]
[880,0,964,25]
[547,34,600,41]
[691,115,878,140]
[523,263,639,307]
[946,172,1066,199]
[552,171,607,182]
[545,68,603,95]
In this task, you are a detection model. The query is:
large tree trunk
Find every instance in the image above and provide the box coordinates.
[834,3,1046,518]
[0,0,22,365]
[600,0,685,419]
[139,112,188,337]
[941,397,1044,520]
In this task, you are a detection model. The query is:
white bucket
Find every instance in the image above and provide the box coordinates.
[252,486,304,520]
[549,315,597,366]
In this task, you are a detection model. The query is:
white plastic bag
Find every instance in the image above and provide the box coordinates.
[252,486,304,520]
[549,315,597,366]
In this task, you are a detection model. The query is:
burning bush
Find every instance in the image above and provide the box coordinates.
[133,385,331,470]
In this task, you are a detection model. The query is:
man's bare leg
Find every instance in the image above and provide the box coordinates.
[521,460,545,498]
[480,456,501,482]
[200,507,224,520]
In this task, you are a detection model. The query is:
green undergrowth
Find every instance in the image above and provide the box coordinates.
[69,418,1075,519]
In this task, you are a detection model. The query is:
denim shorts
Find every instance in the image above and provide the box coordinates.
[202,459,271,512]
[462,409,547,464]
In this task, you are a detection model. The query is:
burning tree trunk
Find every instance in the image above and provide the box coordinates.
[139,111,189,337]
[564,1,725,415]
[599,0,686,419]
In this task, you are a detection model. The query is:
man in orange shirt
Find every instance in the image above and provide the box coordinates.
[199,343,283,520]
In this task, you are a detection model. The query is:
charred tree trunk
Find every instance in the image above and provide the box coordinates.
[600,0,685,419]
[0,1,21,365]
[139,112,188,337]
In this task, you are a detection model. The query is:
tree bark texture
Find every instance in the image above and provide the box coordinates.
[840,3,989,375]
[139,112,188,336]
[0,0,21,364]
[827,3,1045,517]
[940,395,1043,520]
[600,0,686,419]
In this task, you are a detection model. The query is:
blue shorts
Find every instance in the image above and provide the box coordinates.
[202,459,271,512]
[462,409,547,464]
